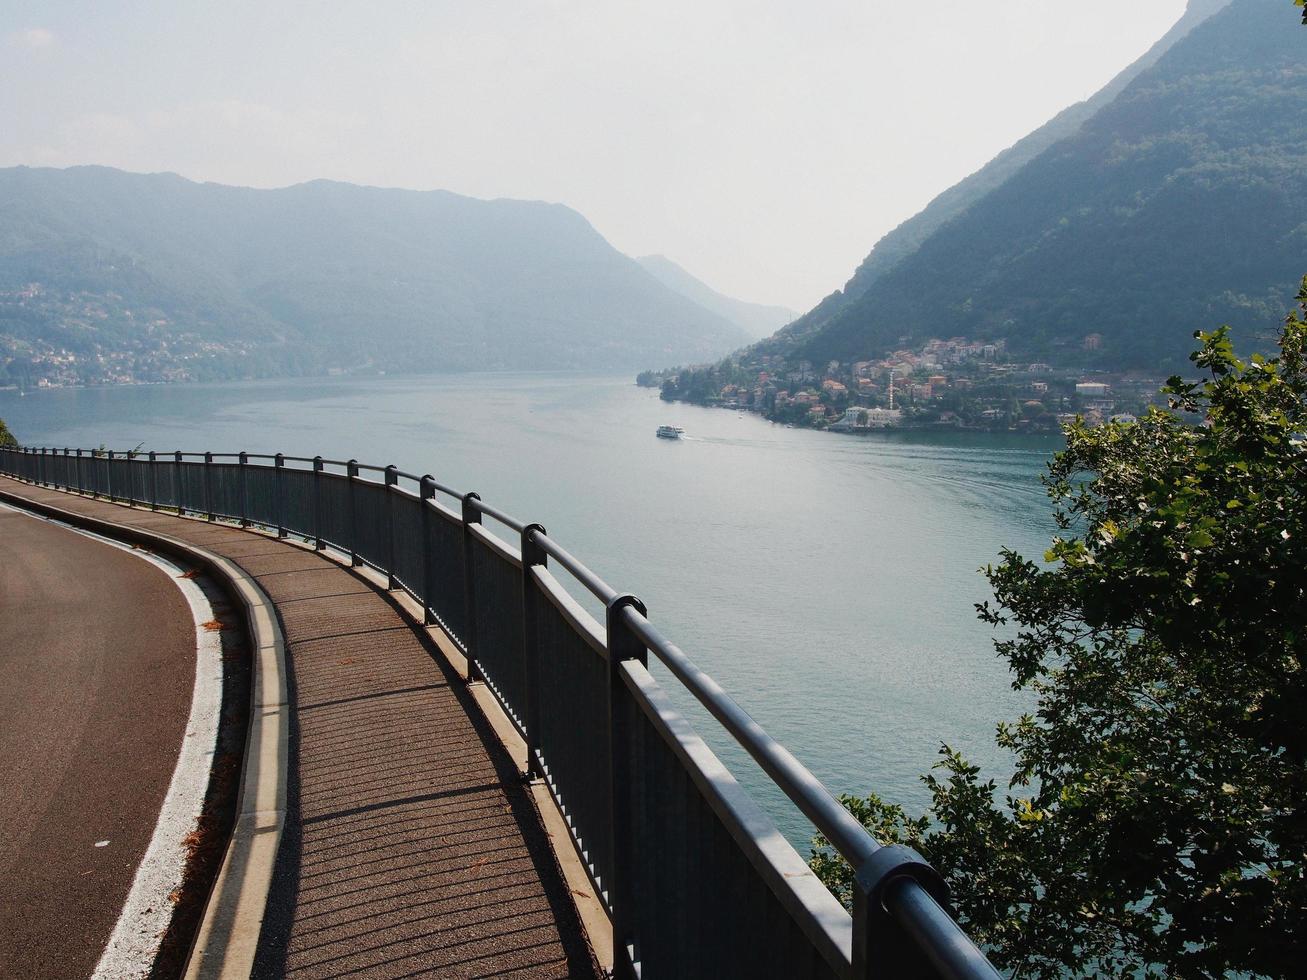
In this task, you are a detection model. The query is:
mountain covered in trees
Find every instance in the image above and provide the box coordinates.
[0,166,752,385]
[742,0,1304,374]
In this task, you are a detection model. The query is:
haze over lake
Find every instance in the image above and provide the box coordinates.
[1,373,1057,846]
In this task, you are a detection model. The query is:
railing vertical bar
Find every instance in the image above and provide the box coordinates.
[174,451,184,514]
[149,451,158,510]
[239,451,250,527]
[607,592,649,980]
[204,451,214,521]
[461,492,483,683]
[385,465,399,590]
[420,477,437,625]
[347,459,360,566]
[275,454,287,537]
[520,524,547,779]
[853,847,956,979]
[313,456,324,550]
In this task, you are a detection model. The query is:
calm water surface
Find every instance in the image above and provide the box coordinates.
[1,374,1058,848]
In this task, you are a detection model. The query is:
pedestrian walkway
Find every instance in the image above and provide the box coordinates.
[0,478,597,979]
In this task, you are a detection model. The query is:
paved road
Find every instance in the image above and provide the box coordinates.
[1,481,598,978]
[0,506,195,980]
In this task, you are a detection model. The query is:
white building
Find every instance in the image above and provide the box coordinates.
[829,406,903,432]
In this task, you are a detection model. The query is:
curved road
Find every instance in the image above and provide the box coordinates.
[0,506,196,979]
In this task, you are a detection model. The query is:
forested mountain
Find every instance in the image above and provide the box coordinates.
[636,254,796,340]
[755,0,1303,373]
[0,167,750,385]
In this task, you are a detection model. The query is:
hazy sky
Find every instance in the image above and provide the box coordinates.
[2,1,1189,310]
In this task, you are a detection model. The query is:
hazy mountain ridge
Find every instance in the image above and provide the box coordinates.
[636,254,796,340]
[0,166,751,384]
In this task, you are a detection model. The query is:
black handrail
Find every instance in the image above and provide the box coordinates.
[0,444,1001,980]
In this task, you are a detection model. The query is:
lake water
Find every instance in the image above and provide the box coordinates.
[0,374,1058,849]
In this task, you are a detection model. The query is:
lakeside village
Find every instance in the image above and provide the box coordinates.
[0,284,260,388]
[642,334,1165,434]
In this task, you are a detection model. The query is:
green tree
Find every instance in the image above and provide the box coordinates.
[812,280,1307,978]
[0,418,16,448]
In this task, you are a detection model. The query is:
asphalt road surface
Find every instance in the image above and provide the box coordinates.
[0,506,196,979]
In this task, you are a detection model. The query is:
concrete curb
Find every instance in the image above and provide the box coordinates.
[0,483,289,980]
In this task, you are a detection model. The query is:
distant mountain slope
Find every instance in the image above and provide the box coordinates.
[762,0,1238,358]
[636,254,796,339]
[0,167,749,383]
[783,0,1304,372]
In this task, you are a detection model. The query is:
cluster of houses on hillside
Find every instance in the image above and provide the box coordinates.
[0,283,253,388]
[654,333,1156,433]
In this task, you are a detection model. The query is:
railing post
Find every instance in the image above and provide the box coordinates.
[419,477,437,625]
[125,450,135,507]
[40,446,48,487]
[520,523,547,779]
[384,465,399,589]
[204,451,214,520]
[174,451,183,513]
[275,454,287,538]
[76,448,83,494]
[346,459,360,566]
[106,450,115,501]
[606,592,648,980]
[313,456,325,550]
[149,451,158,510]
[63,448,70,491]
[460,492,483,683]
[851,845,951,979]
[239,451,250,527]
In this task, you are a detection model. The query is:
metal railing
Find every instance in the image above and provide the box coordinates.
[0,444,1001,980]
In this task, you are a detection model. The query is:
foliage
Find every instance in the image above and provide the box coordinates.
[0,417,15,447]
[811,282,1307,977]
